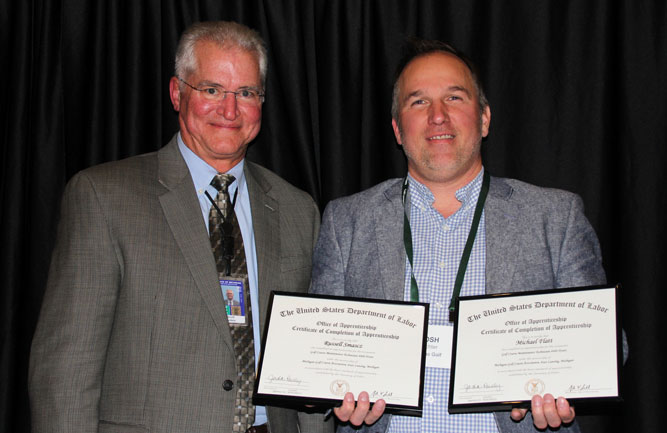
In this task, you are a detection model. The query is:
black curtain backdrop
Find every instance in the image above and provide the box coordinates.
[1,1,665,432]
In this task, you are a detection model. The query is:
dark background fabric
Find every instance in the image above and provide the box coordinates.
[1,1,664,432]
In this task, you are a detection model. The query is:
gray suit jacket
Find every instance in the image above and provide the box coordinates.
[29,136,331,433]
[310,176,608,433]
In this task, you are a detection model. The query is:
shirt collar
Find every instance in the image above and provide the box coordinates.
[407,167,484,215]
[177,132,246,194]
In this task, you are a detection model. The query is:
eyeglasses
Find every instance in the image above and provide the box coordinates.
[178,77,265,106]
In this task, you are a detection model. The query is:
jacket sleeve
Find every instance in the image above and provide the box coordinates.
[557,194,629,362]
[29,171,120,432]
[309,201,347,297]
[554,194,606,288]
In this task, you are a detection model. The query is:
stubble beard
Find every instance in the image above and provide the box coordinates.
[399,122,483,185]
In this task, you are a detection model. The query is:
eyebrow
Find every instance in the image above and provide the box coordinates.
[405,90,425,101]
[404,85,473,102]
[447,85,473,98]
[197,80,262,91]
[196,80,223,87]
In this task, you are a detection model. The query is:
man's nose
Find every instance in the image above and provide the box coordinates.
[217,93,239,120]
[429,101,449,124]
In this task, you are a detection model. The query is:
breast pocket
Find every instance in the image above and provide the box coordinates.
[99,421,149,432]
[279,253,312,292]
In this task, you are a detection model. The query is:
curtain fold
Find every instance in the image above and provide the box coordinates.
[1,1,665,431]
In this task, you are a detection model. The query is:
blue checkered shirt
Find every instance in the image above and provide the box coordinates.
[387,168,499,433]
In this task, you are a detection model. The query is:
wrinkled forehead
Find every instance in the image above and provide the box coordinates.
[190,40,261,80]
[399,52,475,93]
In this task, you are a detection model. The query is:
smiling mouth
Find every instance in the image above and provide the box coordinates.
[210,122,240,129]
[428,134,455,140]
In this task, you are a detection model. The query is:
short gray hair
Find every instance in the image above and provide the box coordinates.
[174,21,268,86]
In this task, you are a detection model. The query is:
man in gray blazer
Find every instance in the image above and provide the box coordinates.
[310,39,606,433]
[29,21,329,433]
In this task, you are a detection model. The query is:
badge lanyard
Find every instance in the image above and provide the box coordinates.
[206,184,251,325]
[402,170,490,320]
[205,186,239,277]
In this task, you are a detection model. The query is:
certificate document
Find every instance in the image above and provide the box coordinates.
[253,292,429,415]
[449,285,622,413]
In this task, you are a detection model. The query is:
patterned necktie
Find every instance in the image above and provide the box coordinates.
[209,173,256,432]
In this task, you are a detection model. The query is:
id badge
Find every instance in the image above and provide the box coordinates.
[425,324,454,369]
[219,275,250,326]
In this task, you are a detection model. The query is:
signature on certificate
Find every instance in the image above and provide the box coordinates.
[567,383,591,393]
[371,390,394,399]
[267,375,303,384]
[463,383,503,392]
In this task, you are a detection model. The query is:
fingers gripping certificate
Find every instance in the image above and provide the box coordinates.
[253,292,429,415]
[449,285,622,413]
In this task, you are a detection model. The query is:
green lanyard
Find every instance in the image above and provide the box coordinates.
[402,170,490,320]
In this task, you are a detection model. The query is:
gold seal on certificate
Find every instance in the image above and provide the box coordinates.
[330,380,350,396]
[253,292,429,415]
[449,285,623,413]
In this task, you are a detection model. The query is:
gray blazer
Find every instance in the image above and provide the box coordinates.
[29,136,330,433]
[310,176,608,433]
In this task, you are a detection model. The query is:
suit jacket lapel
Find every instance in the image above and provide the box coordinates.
[485,176,522,294]
[244,162,279,336]
[375,180,407,301]
[377,176,521,298]
[157,136,233,349]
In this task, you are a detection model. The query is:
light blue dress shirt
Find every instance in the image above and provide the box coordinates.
[388,168,498,433]
[178,134,267,425]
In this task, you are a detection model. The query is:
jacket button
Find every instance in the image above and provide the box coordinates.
[223,380,234,391]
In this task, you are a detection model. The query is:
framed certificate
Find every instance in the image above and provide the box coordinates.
[253,292,429,416]
[449,285,623,413]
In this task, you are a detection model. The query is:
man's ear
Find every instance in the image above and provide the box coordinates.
[481,105,491,138]
[169,76,181,111]
[392,118,402,146]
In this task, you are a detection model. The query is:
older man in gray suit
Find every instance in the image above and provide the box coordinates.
[29,21,329,433]
[310,39,607,433]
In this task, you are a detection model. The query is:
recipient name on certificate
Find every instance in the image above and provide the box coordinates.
[449,285,622,413]
[254,292,429,415]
